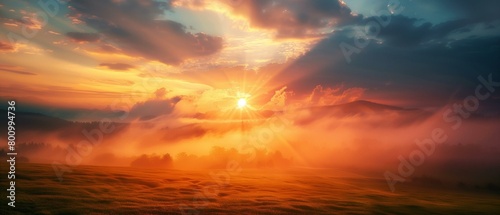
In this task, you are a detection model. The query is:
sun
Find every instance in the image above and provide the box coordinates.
[237,98,247,109]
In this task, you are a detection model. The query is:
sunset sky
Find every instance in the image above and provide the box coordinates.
[2,2,500,215]
[1,0,499,121]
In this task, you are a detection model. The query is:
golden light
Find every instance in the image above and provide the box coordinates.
[237,98,247,109]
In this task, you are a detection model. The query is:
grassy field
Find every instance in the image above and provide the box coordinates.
[1,163,499,214]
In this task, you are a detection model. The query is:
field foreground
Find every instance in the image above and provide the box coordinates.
[1,164,499,214]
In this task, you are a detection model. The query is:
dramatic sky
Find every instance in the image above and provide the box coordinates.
[1,0,499,120]
[1,1,500,175]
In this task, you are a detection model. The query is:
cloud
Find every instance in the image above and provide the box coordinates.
[308,85,364,106]
[428,0,500,22]
[0,41,15,52]
[161,124,207,143]
[99,63,136,71]
[128,97,182,120]
[270,13,500,107]
[174,0,358,39]
[0,64,36,75]
[0,9,44,30]
[67,0,223,65]
[66,32,101,42]
[154,87,169,99]
[222,0,358,39]
[263,86,291,110]
[0,68,37,76]
[91,79,134,86]
[97,44,122,53]
[368,15,499,47]
[0,83,128,111]
[372,15,433,47]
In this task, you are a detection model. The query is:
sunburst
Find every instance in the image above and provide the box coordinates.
[237,98,247,109]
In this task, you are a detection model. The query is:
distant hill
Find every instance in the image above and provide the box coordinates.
[0,110,73,131]
[0,109,129,140]
[308,100,415,115]
[296,100,433,126]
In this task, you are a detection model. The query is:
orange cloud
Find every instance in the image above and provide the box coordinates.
[308,84,365,106]
[0,41,15,52]
[0,64,36,75]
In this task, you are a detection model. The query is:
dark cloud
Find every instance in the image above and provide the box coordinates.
[221,0,358,38]
[372,15,500,47]
[66,32,101,42]
[67,0,223,65]
[372,1,500,47]
[99,63,136,71]
[129,97,182,120]
[372,15,433,47]
[272,13,500,107]
[430,0,500,22]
